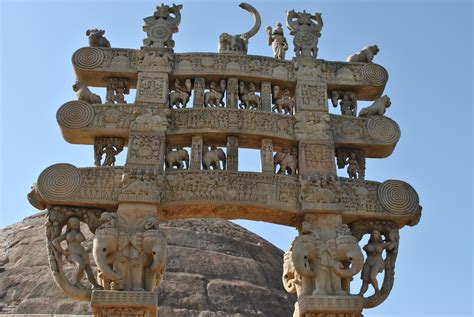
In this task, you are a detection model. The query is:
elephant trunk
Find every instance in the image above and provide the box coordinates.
[333,246,364,279]
[291,236,315,277]
[92,233,122,281]
[239,3,261,39]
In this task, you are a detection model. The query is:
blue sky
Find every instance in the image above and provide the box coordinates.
[1,0,472,316]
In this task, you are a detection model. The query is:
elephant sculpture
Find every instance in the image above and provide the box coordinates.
[290,223,364,296]
[273,149,297,176]
[142,219,168,291]
[218,3,261,54]
[92,215,168,292]
[93,226,124,290]
[165,148,189,169]
[202,146,226,170]
[282,251,303,317]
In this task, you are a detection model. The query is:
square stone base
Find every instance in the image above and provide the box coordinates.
[298,295,363,317]
[91,291,157,317]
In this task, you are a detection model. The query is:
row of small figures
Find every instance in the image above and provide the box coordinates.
[74,77,391,118]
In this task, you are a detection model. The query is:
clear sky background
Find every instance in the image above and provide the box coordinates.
[0,0,472,316]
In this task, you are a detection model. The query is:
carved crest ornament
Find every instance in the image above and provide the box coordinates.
[29,3,422,317]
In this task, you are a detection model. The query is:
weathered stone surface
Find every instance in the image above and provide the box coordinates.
[0,213,295,316]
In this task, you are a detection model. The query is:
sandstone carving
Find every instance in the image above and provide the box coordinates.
[272,85,293,114]
[359,95,391,117]
[143,3,182,48]
[52,216,101,290]
[266,22,288,60]
[218,3,261,54]
[336,148,366,180]
[204,80,226,107]
[346,45,379,63]
[86,29,111,48]
[331,91,358,116]
[73,80,102,104]
[94,137,124,167]
[106,78,130,104]
[45,206,105,301]
[289,223,364,296]
[286,10,323,58]
[92,215,168,291]
[165,147,189,169]
[202,146,226,170]
[169,78,192,108]
[239,81,260,109]
[28,4,423,317]
[274,148,297,176]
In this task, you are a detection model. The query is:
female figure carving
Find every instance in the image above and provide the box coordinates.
[52,217,100,289]
[358,229,390,295]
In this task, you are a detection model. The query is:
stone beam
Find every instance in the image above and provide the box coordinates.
[57,104,398,158]
[32,165,421,228]
[72,49,388,101]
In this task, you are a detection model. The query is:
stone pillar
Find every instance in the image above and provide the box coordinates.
[190,135,203,170]
[193,77,205,108]
[260,81,272,112]
[295,81,328,112]
[135,72,169,104]
[126,131,166,169]
[91,289,157,317]
[298,141,336,176]
[226,136,238,172]
[261,138,274,174]
[226,77,239,109]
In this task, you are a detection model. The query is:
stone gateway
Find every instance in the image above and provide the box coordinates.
[27,3,422,317]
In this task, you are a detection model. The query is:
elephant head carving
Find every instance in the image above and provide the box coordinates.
[333,232,364,279]
[287,223,364,296]
[143,228,168,291]
[92,227,122,284]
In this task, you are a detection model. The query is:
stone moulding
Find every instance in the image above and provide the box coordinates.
[331,115,401,158]
[32,164,421,227]
[71,48,388,100]
[72,47,139,87]
[298,295,364,315]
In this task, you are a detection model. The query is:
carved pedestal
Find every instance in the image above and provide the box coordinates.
[91,291,157,317]
[298,296,363,317]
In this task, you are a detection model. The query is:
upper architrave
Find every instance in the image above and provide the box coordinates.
[72,48,388,101]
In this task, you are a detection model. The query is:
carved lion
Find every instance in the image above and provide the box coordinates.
[359,95,391,117]
[346,45,379,63]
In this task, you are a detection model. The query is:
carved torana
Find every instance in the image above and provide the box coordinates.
[29,4,422,317]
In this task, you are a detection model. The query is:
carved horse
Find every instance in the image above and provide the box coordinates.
[204,80,226,107]
[239,81,260,110]
[169,79,192,109]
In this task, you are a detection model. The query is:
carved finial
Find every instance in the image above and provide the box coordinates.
[286,10,323,58]
[86,29,111,48]
[143,3,183,48]
[346,45,379,63]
